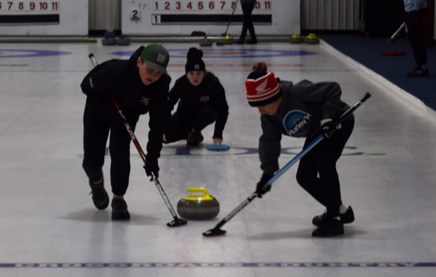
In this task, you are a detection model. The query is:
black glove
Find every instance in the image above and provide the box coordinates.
[144,156,159,178]
[321,119,341,139]
[256,174,273,197]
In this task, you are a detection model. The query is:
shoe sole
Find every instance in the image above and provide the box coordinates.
[312,218,344,237]
[313,217,354,227]
[112,212,130,220]
[312,207,354,227]
[312,227,344,237]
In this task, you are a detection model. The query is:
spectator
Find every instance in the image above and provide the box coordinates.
[235,0,258,44]
[403,0,429,77]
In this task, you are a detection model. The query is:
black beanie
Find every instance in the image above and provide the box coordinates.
[185,47,206,73]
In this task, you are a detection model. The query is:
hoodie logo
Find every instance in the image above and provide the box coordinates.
[141,96,150,107]
[283,110,311,137]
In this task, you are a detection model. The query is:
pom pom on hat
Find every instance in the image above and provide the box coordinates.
[245,70,281,107]
[185,47,206,73]
[251,62,268,74]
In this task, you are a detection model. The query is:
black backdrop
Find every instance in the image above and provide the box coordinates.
[359,0,405,36]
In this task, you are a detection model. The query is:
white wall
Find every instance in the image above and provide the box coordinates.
[0,0,88,36]
[301,0,360,30]
[121,0,300,36]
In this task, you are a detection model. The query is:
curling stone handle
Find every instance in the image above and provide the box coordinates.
[185,187,214,201]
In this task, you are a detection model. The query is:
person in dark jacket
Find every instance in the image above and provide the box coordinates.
[235,0,257,44]
[163,47,229,147]
[403,0,429,77]
[80,44,171,220]
[245,62,355,237]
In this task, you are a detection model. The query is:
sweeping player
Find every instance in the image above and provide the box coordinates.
[80,44,171,220]
[245,62,355,237]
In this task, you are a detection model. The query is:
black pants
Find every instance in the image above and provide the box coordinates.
[164,105,216,143]
[296,119,354,217]
[239,3,256,41]
[405,9,427,67]
[82,97,137,196]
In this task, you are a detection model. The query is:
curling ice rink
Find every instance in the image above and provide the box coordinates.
[1,40,436,277]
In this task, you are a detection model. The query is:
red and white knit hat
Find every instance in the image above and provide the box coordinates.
[245,71,281,107]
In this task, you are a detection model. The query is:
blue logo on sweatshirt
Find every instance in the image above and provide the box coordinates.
[283,110,311,137]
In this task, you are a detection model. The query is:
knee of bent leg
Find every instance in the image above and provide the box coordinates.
[296,172,306,187]
[198,105,217,121]
[296,170,312,188]
[329,82,341,93]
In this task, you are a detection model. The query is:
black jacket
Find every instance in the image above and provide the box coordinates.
[80,46,171,160]
[168,72,229,138]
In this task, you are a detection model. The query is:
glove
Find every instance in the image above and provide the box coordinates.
[144,156,159,178]
[256,173,273,197]
[321,118,341,139]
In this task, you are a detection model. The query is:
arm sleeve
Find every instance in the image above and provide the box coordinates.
[259,115,281,175]
[146,78,171,161]
[211,79,229,139]
[80,62,115,96]
[168,78,183,112]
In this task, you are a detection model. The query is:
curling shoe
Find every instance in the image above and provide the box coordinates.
[111,198,130,221]
[406,66,429,77]
[89,179,109,210]
[312,206,354,227]
[186,130,204,147]
[312,217,344,238]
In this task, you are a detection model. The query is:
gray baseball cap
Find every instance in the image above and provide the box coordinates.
[140,44,170,75]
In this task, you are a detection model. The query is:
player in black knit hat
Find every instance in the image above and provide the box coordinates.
[163,47,229,147]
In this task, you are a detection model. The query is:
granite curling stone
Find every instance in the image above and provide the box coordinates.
[177,187,220,220]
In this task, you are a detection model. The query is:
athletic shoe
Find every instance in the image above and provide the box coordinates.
[312,206,354,227]
[235,38,245,44]
[89,179,109,210]
[186,130,204,147]
[312,217,344,237]
[406,67,430,77]
[111,198,130,220]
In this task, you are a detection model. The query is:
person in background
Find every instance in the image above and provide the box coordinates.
[163,47,229,147]
[80,44,171,220]
[235,0,258,44]
[245,62,355,237]
[403,0,429,77]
